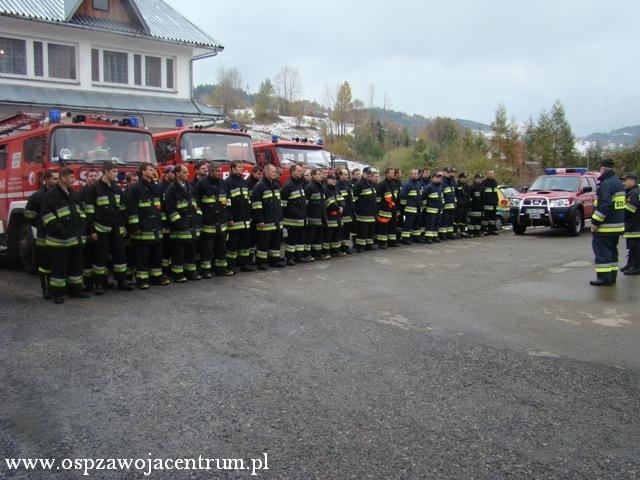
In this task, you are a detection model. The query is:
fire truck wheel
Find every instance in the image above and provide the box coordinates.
[18,223,37,274]
[513,222,527,235]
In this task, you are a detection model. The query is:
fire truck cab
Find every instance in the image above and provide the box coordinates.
[0,111,156,272]
[153,122,255,180]
[252,136,331,183]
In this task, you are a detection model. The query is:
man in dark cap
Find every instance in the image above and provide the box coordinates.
[590,159,625,286]
[622,172,640,275]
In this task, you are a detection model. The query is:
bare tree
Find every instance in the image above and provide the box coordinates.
[323,85,336,140]
[210,66,243,116]
[274,66,302,116]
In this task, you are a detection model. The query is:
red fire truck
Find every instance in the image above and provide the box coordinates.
[253,136,331,183]
[0,111,156,272]
[152,121,255,179]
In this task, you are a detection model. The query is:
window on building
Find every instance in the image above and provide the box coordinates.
[0,37,27,75]
[0,145,7,169]
[48,43,76,79]
[103,50,128,84]
[91,48,100,82]
[166,58,174,89]
[133,54,142,85]
[23,135,46,164]
[33,41,43,76]
[145,56,161,87]
[93,0,109,11]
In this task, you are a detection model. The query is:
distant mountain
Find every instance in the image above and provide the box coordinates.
[583,126,640,147]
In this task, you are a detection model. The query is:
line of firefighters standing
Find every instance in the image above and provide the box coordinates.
[24,160,501,304]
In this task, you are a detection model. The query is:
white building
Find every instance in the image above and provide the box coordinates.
[0,0,223,129]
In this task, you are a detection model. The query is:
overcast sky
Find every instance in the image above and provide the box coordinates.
[167,0,638,136]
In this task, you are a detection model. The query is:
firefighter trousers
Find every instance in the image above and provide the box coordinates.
[227,228,251,267]
[454,206,467,234]
[626,238,640,267]
[375,219,396,246]
[134,242,163,284]
[592,234,620,283]
[171,241,197,278]
[467,211,483,234]
[341,221,354,252]
[199,231,228,273]
[256,228,282,265]
[93,231,128,284]
[355,221,375,250]
[323,226,343,255]
[306,223,324,258]
[425,213,439,238]
[483,206,497,231]
[285,226,306,260]
[50,247,84,298]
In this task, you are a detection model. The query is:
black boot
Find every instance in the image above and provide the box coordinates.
[118,280,134,291]
[590,274,613,286]
[240,264,256,272]
[93,281,105,296]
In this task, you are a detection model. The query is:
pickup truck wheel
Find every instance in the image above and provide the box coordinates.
[513,222,527,235]
[19,223,37,274]
[496,215,504,231]
[567,210,584,237]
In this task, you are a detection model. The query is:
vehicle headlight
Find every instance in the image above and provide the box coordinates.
[509,197,521,207]
[549,199,571,208]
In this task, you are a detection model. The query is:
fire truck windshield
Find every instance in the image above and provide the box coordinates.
[180,132,255,164]
[50,127,156,165]
[276,147,330,167]
[529,176,580,192]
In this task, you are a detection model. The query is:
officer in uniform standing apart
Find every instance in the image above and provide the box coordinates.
[25,169,58,299]
[482,170,500,235]
[41,167,89,304]
[83,161,134,294]
[281,163,309,265]
[621,173,640,275]
[590,159,626,286]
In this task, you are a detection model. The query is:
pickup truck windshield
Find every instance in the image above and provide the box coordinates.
[180,133,255,163]
[529,176,580,192]
[276,147,331,167]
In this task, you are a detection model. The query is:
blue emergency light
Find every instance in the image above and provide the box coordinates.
[271,135,279,143]
[49,110,61,123]
[544,167,588,175]
[128,116,139,128]
[175,118,184,128]
[316,138,324,146]
[231,121,240,131]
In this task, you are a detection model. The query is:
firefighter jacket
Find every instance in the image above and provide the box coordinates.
[124,179,164,243]
[224,173,252,230]
[353,178,377,223]
[251,177,283,231]
[468,182,484,217]
[281,176,307,228]
[423,182,444,215]
[591,170,625,236]
[83,179,126,235]
[442,177,457,210]
[456,182,469,209]
[624,186,640,238]
[324,183,344,228]
[400,178,422,215]
[41,184,86,248]
[164,181,202,242]
[247,175,260,194]
[336,179,355,223]
[195,176,229,234]
[305,180,326,227]
[25,186,49,246]
[482,178,499,210]
[376,178,398,223]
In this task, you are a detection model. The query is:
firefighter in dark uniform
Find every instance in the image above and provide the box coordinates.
[247,165,263,264]
[454,172,470,238]
[165,164,202,282]
[40,167,89,304]
[467,174,484,236]
[195,163,233,278]
[78,169,99,291]
[281,163,309,265]
[158,166,175,276]
[304,168,326,260]
[336,167,355,254]
[251,163,286,270]
[375,168,399,249]
[482,170,499,235]
[83,161,134,294]
[323,173,346,258]
[622,172,640,275]
[25,169,58,299]
[400,169,423,244]
[393,168,403,244]
[353,166,377,252]
[423,171,444,243]
[590,159,626,286]
[124,162,170,289]
[224,160,255,273]
[441,167,457,239]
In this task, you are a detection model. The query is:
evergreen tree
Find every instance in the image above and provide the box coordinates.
[254,79,276,121]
